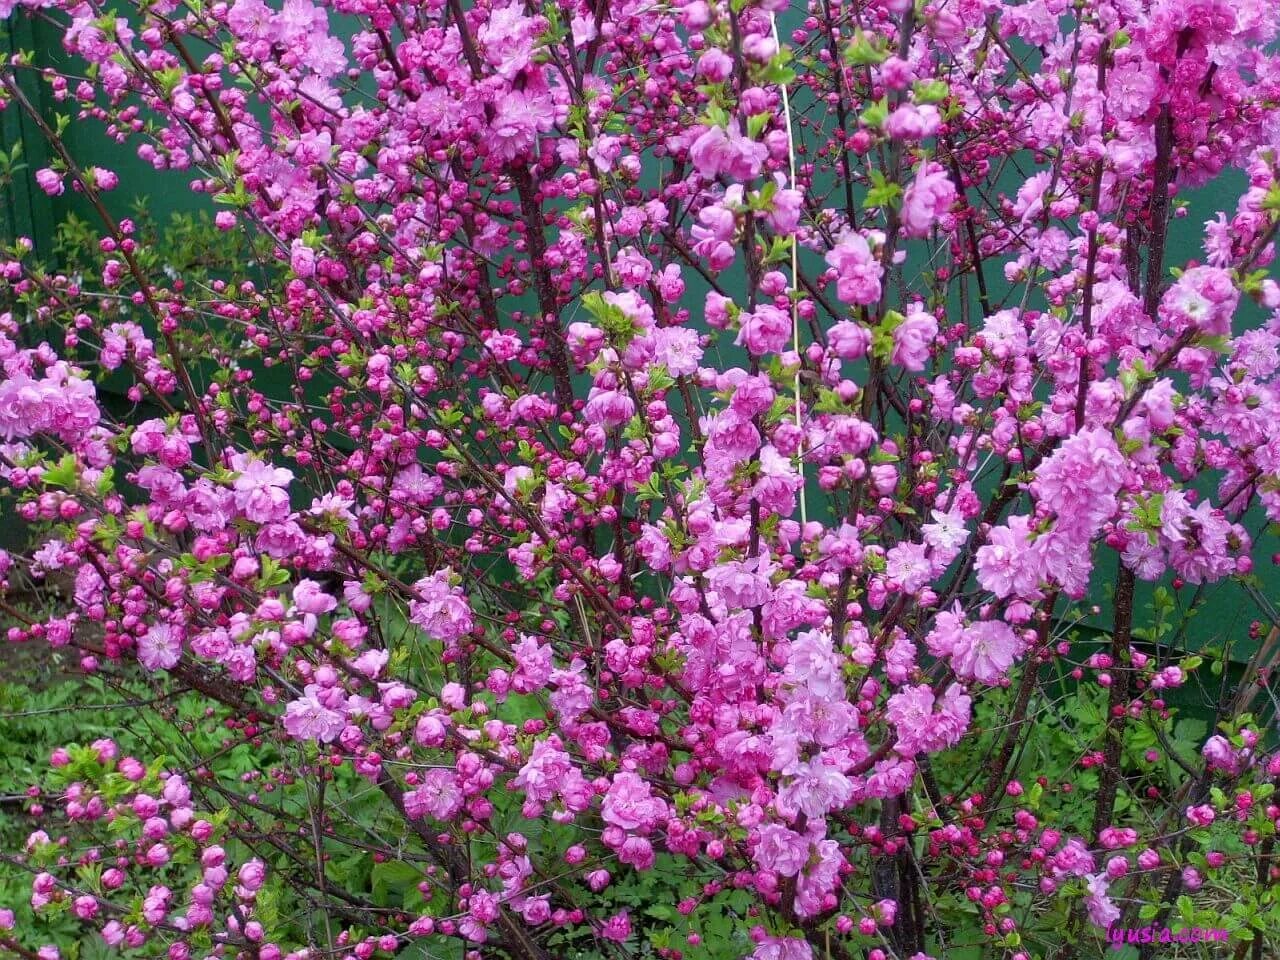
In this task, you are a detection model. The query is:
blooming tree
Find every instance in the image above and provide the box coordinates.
[1,0,1280,958]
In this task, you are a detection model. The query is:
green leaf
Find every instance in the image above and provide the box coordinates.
[913,79,950,104]
[1027,782,1043,809]
[860,96,890,130]
[864,169,902,209]
[845,30,888,66]
[42,454,79,490]
[746,112,770,140]
[581,290,637,347]
[757,49,796,87]
[371,861,422,907]
[155,67,185,98]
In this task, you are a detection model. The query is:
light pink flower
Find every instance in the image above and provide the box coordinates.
[891,307,938,371]
[901,163,955,237]
[137,624,181,671]
[825,232,882,305]
[601,771,666,832]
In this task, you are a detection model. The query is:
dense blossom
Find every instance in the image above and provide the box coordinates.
[0,0,1278,957]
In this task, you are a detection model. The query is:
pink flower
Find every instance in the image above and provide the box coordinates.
[478,4,535,79]
[289,239,316,277]
[583,388,636,429]
[601,771,667,832]
[238,859,266,892]
[949,620,1025,684]
[145,843,170,866]
[777,754,856,818]
[293,579,337,615]
[1186,803,1216,826]
[514,739,576,807]
[689,122,766,180]
[570,13,596,44]
[35,168,64,196]
[691,202,737,270]
[752,937,813,960]
[567,322,605,364]
[0,371,100,441]
[614,247,652,288]
[922,509,970,557]
[753,823,810,877]
[1013,171,1053,223]
[706,410,761,460]
[653,327,702,376]
[706,556,774,609]
[90,167,118,191]
[617,835,655,870]
[766,183,804,234]
[137,624,181,671]
[731,375,776,418]
[891,307,937,371]
[1161,265,1239,336]
[697,48,733,82]
[975,516,1042,599]
[282,685,346,743]
[600,910,631,943]
[901,163,955,237]
[828,320,871,359]
[227,0,278,40]
[230,454,294,524]
[351,648,388,678]
[489,89,555,162]
[1083,873,1120,928]
[1048,837,1094,877]
[1107,60,1158,119]
[408,570,474,644]
[603,290,654,332]
[885,541,933,594]
[511,634,553,693]
[404,769,464,820]
[1031,428,1125,542]
[736,304,791,356]
[886,684,971,756]
[705,290,733,327]
[825,232,882,305]
[884,103,940,141]
[655,264,685,302]
[586,869,611,892]
[1202,734,1243,774]
[587,135,624,173]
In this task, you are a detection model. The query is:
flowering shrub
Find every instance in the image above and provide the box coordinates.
[2,0,1280,958]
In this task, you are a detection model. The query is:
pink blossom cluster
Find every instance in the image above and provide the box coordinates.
[0,0,1279,957]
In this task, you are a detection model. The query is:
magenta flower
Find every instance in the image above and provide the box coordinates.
[489,90,553,162]
[736,304,791,357]
[891,307,938,371]
[230,454,294,524]
[136,624,181,672]
[752,937,813,960]
[901,162,956,238]
[282,685,347,743]
[35,168,64,196]
[601,772,666,833]
[825,232,883,305]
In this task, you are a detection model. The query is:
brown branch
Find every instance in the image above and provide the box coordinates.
[1091,563,1135,843]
